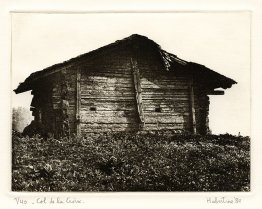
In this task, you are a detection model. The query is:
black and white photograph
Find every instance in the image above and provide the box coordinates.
[10,12,251,192]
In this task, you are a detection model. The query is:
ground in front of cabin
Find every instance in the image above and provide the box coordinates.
[12,130,250,192]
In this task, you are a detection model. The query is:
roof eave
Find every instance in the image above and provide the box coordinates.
[14,83,32,94]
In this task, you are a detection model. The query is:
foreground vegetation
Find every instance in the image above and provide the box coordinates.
[12,130,250,191]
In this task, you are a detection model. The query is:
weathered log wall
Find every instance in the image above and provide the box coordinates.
[51,69,77,137]
[136,50,192,132]
[77,44,210,135]
[194,86,210,135]
[29,43,210,137]
[79,48,139,135]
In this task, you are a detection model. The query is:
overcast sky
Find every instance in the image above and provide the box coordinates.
[11,12,250,136]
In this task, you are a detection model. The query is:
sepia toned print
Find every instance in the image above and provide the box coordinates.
[12,13,250,192]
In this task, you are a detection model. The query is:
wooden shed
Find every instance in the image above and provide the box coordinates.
[14,34,236,137]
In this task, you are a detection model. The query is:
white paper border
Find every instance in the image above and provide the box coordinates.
[1,0,261,209]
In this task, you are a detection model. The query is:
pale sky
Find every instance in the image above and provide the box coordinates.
[11,12,250,136]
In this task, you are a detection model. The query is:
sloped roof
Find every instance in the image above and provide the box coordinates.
[14,34,236,94]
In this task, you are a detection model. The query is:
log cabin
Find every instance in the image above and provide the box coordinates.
[14,34,236,138]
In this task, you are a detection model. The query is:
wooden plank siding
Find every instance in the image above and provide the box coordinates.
[137,51,192,132]
[140,75,192,131]
[44,45,210,136]
[77,45,204,135]
[79,48,140,135]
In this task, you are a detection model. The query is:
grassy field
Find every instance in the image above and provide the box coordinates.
[12,130,250,192]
